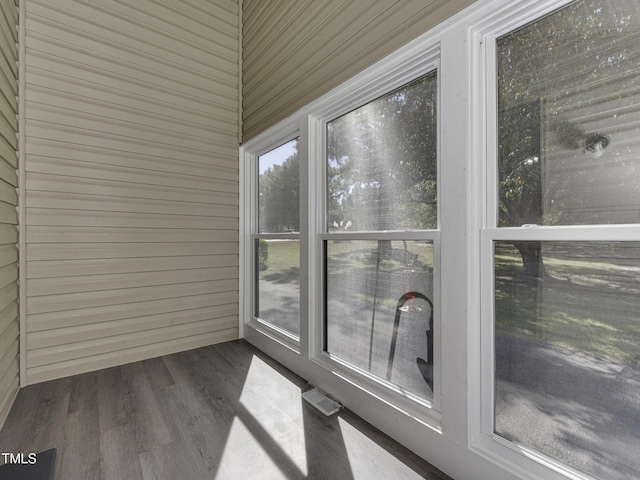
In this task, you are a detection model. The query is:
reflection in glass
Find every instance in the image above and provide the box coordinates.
[494,240,640,480]
[326,72,438,232]
[258,138,300,234]
[255,239,300,337]
[497,0,640,226]
[325,240,434,400]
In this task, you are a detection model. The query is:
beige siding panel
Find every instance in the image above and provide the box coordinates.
[0,303,19,351]
[0,200,17,224]
[0,363,19,428]
[25,126,238,173]
[27,255,238,279]
[242,0,476,140]
[0,110,17,149]
[26,192,237,218]
[26,50,232,121]
[27,168,237,198]
[41,0,238,53]
[26,30,236,107]
[28,69,234,134]
[26,209,237,229]
[0,228,16,247]
[26,226,238,244]
[27,280,236,314]
[27,81,235,140]
[0,3,17,41]
[26,173,237,204]
[27,319,238,367]
[27,2,237,80]
[27,242,237,261]
[24,0,240,383]
[0,283,17,314]
[0,243,18,268]
[0,137,17,169]
[26,328,238,384]
[27,307,238,349]
[27,97,238,155]
[28,292,237,332]
[0,263,17,290]
[0,0,17,427]
[0,158,16,186]
[0,343,18,406]
[0,178,17,204]
[28,266,238,296]
[0,74,16,114]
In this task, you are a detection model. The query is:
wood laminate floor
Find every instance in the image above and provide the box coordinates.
[0,340,452,480]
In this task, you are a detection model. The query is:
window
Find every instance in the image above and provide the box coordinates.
[241,1,640,478]
[253,138,301,338]
[486,2,640,479]
[323,72,439,403]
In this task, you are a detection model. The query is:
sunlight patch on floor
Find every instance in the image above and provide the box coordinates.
[214,355,308,478]
[215,417,286,479]
[338,416,424,480]
[240,355,304,432]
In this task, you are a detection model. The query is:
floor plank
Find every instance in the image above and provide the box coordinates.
[0,340,452,479]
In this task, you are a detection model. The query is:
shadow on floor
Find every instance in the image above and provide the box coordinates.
[0,340,450,480]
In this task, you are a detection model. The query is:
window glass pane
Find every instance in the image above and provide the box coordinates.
[325,240,434,400]
[497,1,640,226]
[258,138,299,233]
[326,72,438,232]
[255,239,300,337]
[494,240,640,480]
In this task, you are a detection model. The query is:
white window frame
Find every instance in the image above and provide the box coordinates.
[471,1,640,480]
[240,118,305,352]
[307,57,443,421]
[242,43,445,426]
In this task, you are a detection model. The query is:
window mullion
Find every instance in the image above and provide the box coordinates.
[308,115,325,361]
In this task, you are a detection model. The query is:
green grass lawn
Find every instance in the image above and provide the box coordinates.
[260,240,300,284]
[261,239,640,365]
[262,239,434,307]
[325,240,434,307]
[495,242,640,365]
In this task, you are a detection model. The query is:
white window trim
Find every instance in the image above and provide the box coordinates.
[470,1,640,480]
[243,48,444,425]
[239,116,304,351]
[307,52,442,423]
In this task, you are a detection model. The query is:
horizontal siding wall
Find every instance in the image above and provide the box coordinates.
[24,0,240,384]
[0,0,18,426]
[242,0,475,141]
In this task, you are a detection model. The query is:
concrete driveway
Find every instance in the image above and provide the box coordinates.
[496,333,640,480]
